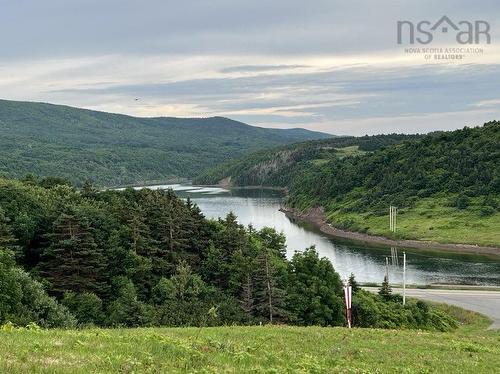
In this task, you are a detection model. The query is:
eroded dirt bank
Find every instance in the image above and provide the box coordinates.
[280,207,500,257]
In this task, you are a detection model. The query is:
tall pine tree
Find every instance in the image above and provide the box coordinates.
[253,247,287,323]
[0,208,17,251]
[39,213,107,296]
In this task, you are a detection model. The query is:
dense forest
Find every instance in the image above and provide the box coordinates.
[0,99,329,186]
[0,177,456,331]
[194,134,422,187]
[287,122,499,211]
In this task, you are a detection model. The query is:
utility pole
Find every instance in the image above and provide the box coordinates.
[385,257,389,281]
[389,206,392,232]
[389,205,398,233]
[403,251,406,306]
[394,206,397,232]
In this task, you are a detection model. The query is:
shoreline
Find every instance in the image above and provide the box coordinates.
[280,206,500,257]
[194,183,288,192]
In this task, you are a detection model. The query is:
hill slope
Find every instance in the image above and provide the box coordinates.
[292,123,500,246]
[1,321,498,373]
[0,99,330,186]
[196,123,500,247]
[194,134,421,187]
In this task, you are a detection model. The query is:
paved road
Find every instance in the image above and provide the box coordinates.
[364,287,500,329]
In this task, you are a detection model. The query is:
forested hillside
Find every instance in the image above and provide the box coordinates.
[0,177,456,330]
[0,99,330,186]
[194,134,421,186]
[291,122,500,246]
[289,123,499,211]
[196,122,500,246]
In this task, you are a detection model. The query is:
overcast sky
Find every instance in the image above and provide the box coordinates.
[1,0,499,135]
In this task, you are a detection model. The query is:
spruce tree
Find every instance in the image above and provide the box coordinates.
[0,208,21,261]
[348,273,360,293]
[81,180,98,198]
[254,248,287,323]
[127,204,153,256]
[39,213,107,296]
[0,209,17,250]
[240,273,255,315]
[378,275,392,301]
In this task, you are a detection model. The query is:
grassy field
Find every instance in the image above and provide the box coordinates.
[0,307,498,373]
[327,195,500,247]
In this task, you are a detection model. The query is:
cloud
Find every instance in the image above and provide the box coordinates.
[0,1,499,134]
[220,65,310,74]
[472,98,500,107]
[259,108,500,135]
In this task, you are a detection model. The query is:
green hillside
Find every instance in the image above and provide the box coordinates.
[196,123,500,246]
[194,133,420,186]
[0,99,330,186]
[1,316,498,373]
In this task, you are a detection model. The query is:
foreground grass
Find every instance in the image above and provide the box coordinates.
[327,195,500,247]
[1,315,498,373]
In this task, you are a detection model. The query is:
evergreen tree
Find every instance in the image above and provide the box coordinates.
[127,203,153,256]
[0,208,18,254]
[254,248,287,323]
[378,275,392,301]
[81,180,99,198]
[349,273,360,293]
[240,273,255,315]
[39,213,107,296]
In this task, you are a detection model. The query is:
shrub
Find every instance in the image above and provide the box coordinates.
[351,290,457,331]
[106,277,153,327]
[62,291,104,326]
[479,206,495,217]
[454,194,470,210]
[0,249,76,328]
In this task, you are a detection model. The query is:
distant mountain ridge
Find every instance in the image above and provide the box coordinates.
[0,99,331,186]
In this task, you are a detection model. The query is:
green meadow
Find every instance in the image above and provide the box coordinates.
[326,195,500,247]
[1,307,498,373]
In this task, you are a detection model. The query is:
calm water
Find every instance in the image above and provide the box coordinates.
[130,184,500,286]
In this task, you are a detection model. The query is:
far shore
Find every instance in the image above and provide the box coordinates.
[280,206,500,257]
[194,183,288,192]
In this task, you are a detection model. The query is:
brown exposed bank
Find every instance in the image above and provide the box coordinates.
[280,207,500,257]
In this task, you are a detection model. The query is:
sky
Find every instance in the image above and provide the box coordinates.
[1,0,500,135]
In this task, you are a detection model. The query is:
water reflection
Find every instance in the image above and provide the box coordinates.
[139,184,500,286]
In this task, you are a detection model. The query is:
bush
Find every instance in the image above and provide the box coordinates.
[0,249,76,328]
[62,291,104,326]
[352,290,457,331]
[454,194,470,210]
[106,277,154,327]
[479,206,495,217]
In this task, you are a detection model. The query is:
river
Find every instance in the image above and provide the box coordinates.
[126,184,500,286]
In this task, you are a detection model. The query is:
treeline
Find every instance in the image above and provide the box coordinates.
[194,133,422,187]
[0,177,455,331]
[288,122,500,214]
